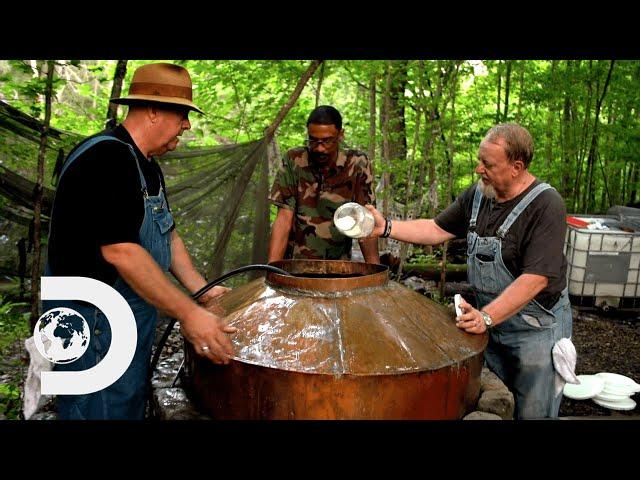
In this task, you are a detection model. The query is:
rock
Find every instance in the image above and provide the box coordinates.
[463,411,502,420]
[29,411,57,420]
[401,276,435,293]
[152,388,211,420]
[480,367,509,394]
[151,351,184,388]
[477,390,515,420]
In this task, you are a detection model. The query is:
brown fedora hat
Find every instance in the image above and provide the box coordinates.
[110,63,204,114]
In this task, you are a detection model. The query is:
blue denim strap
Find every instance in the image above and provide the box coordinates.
[495,183,554,239]
[469,185,484,230]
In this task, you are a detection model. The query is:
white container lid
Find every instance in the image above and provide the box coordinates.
[595,372,640,392]
[563,374,605,400]
[593,396,637,411]
[594,390,633,402]
[600,384,639,397]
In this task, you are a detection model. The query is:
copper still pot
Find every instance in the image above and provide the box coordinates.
[184,260,487,419]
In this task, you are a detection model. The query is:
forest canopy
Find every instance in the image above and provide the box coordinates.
[1,59,638,217]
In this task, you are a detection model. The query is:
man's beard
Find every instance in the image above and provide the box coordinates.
[477,180,497,199]
[309,150,330,163]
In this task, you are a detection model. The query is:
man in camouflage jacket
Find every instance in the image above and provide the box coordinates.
[268,105,380,263]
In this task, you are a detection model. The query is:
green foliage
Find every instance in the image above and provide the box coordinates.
[0,295,29,420]
[0,382,21,419]
[0,295,30,355]
[407,253,438,265]
[2,59,639,220]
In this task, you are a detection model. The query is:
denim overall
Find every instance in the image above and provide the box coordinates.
[467,183,572,419]
[43,135,173,420]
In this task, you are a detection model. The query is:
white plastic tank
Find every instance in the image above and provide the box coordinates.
[564,215,640,310]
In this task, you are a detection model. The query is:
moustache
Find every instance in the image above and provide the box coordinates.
[310,151,329,161]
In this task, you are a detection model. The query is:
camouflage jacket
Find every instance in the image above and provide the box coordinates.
[268,147,375,260]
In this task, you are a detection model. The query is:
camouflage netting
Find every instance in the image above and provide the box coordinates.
[161,140,269,282]
[0,100,81,278]
[0,99,270,287]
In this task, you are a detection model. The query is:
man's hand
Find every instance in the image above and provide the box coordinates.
[197,286,231,314]
[364,204,386,238]
[197,285,231,302]
[180,306,238,364]
[101,241,239,366]
[454,296,487,335]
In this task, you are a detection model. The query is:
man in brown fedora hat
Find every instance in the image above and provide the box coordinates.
[45,62,236,420]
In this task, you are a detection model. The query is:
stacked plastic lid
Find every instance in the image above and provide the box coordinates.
[563,372,640,411]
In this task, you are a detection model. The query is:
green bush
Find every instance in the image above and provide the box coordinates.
[0,383,21,419]
[0,295,29,420]
[0,295,30,356]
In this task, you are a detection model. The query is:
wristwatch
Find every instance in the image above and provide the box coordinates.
[480,311,493,328]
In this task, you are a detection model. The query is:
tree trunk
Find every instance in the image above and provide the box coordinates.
[582,61,599,212]
[401,261,467,280]
[545,60,557,171]
[368,72,377,167]
[388,61,408,177]
[105,60,128,128]
[503,60,512,121]
[315,61,325,108]
[583,60,615,213]
[265,60,323,139]
[561,61,575,201]
[630,162,639,205]
[379,63,393,251]
[29,60,55,328]
[495,60,502,124]
[605,106,619,205]
[397,61,425,277]
[515,61,525,123]
[574,61,593,212]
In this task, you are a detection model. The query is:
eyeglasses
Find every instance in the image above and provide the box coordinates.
[305,136,339,148]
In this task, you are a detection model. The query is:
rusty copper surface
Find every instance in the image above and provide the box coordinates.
[185,260,487,419]
[267,259,388,292]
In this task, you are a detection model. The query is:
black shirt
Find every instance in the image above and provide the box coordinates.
[434,180,567,309]
[47,125,173,286]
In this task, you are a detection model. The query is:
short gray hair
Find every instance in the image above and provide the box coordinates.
[484,123,534,168]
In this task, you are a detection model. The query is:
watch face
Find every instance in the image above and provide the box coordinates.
[482,312,492,326]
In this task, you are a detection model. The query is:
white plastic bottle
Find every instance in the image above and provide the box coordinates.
[333,202,375,238]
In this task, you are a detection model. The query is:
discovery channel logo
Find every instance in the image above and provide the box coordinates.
[34,277,137,395]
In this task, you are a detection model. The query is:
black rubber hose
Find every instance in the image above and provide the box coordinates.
[191,264,290,301]
[149,264,290,374]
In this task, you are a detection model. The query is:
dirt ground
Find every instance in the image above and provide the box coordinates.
[558,308,640,418]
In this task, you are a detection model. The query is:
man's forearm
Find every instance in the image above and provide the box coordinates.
[482,273,549,325]
[390,219,456,246]
[268,208,294,262]
[102,242,199,320]
[359,237,380,263]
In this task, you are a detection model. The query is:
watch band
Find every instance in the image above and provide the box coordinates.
[480,311,493,328]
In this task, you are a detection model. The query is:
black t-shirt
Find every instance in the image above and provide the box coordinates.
[47,125,174,286]
[434,180,567,309]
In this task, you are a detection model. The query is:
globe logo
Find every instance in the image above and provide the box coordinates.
[34,307,91,364]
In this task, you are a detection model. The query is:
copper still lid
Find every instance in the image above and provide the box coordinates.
[216,259,486,376]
